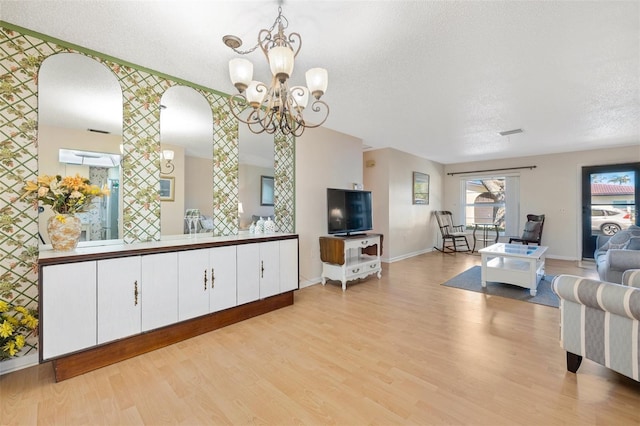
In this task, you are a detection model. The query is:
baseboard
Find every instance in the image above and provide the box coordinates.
[0,352,39,375]
[546,254,579,261]
[385,247,433,263]
[300,278,321,289]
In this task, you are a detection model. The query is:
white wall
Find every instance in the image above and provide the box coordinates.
[184,155,213,219]
[443,145,639,260]
[364,148,445,262]
[296,126,363,287]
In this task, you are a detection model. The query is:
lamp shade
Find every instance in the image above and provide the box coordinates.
[246,81,267,107]
[305,68,328,99]
[162,149,175,161]
[268,46,295,81]
[291,86,309,110]
[229,58,253,92]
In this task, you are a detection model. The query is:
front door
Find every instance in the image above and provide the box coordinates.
[581,162,640,259]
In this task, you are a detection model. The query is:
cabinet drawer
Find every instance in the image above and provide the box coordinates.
[344,236,380,250]
[345,260,380,278]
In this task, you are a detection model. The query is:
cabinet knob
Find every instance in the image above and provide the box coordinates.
[352,268,360,273]
[261,261,264,279]
[134,280,138,306]
[211,268,215,289]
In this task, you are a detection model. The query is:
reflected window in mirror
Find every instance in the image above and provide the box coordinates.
[160,86,213,237]
[38,53,123,248]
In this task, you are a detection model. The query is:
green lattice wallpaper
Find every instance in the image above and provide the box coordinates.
[0,22,295,361]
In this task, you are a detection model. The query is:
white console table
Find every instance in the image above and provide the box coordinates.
[319,233,382,291]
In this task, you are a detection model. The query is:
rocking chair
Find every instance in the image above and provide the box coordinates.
[434,211,471,253]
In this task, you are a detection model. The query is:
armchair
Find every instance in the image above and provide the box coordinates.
[594,225,640,283]
[552,271,640,381]
[509,214,545,245]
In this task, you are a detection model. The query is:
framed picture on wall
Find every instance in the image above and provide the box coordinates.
[261,175,274,206]
[159,175,175,202]
[413,172,429,205]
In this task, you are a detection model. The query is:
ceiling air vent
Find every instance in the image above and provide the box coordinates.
[499,128,524,136]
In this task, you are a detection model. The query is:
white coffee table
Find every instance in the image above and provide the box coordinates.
[478,243,548,296]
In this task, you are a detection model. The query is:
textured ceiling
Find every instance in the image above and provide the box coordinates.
[2,0,639,164]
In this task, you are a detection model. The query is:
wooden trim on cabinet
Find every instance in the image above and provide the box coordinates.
[50,291,294,382]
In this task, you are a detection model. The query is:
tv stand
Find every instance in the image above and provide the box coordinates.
[319,233,383,291]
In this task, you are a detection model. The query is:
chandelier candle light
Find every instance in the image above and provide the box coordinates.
[224,6,329,136]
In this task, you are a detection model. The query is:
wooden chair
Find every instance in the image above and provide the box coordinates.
[509,214,545,245]
[434,211,470,253]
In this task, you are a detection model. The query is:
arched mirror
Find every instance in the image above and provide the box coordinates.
[238,128,275,231]
[159,85,213,236]
[38,53,123,246]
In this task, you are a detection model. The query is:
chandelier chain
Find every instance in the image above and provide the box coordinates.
[229,6,290,55]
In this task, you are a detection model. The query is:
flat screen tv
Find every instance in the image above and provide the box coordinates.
[327,188,373,235]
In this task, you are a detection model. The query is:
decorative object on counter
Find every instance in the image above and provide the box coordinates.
[0,298,38,359]
[249,222,256,234]
[264,216,276,233]
[185,209,200,236]
[255,216,265,233]
[16,174,109,251]
[47,214,83,251]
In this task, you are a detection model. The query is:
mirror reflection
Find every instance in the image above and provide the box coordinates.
[159,86,213,236]
[238,127,275,231]
[37,53,123,245]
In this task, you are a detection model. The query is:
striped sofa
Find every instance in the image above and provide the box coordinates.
[552,270,640,381]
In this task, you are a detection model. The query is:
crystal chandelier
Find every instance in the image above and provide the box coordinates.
[223,6,329,137]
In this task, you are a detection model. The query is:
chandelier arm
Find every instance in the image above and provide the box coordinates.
[287,32,302,58]
[297,100,330,129]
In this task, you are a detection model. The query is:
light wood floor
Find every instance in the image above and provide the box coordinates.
[2,252,640,425]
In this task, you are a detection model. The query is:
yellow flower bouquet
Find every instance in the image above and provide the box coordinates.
[19,174,110,215]
[0,300,38,359]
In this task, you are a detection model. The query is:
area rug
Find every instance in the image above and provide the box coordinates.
[441,266,559,308]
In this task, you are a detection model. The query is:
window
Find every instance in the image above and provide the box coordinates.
[461,176,519,235]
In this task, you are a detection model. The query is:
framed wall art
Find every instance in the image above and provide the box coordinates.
[159,175,175,202]
[412,172,429,205]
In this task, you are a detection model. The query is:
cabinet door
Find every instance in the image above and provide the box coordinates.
[209,245,237,312]
[259,241,280,298]
[42,261,97,360]
[178,248,210,321]
[97,257,142,344]
[279,238,299,292]
[141,252,178,332]
[237,243,260,305]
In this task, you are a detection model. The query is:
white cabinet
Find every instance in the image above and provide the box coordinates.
[237,243,260,305]
[209,246,237,313]
[40,234,298,370]
[279,238,299,292]
[178,246,237,321]
[259,241,280,299]
[178,248,212,321]
[237,240,298,303]
[42,261,97,360]
[141,252,178,331]
[320,234,382,291]
[97,256,142,344]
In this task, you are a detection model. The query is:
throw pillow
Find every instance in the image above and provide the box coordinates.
[522,222,541,240]
[608,229,632,247]
[625,236,640,251]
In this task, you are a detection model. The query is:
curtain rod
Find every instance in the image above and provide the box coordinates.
[447,165,536,176]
